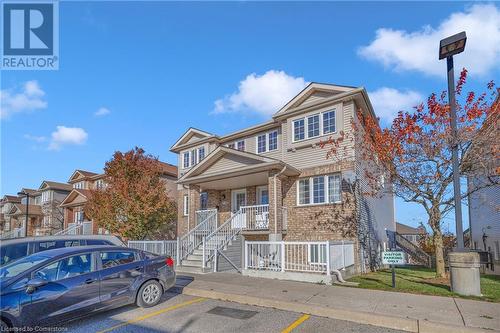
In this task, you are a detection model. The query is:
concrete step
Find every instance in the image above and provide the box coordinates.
[182,259,204,267]
[175,265,206,274]
[187,254,203,261]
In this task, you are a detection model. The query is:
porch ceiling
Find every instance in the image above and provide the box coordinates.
[198,171,269,190]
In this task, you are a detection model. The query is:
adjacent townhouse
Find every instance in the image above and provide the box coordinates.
[467,92,499,274]
[396,222,426,245]
[0,195,22,234]
[59,163,178,236]
[34,181,72,235]
[171,82,395,278]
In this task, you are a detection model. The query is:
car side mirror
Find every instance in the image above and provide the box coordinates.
[26,277,48,294]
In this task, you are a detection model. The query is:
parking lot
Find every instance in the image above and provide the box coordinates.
[64,277,406,333]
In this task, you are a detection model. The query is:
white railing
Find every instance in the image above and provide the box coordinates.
[244,240,355,274]
[0,226,25,239]
[237,204,269,230]
[202,208,243,269]
[196,208,216,225]
[54,221,93,235]
[128,240,177,258]
[178,209,217,264]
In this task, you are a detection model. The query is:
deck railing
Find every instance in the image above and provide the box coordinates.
[237,204,269,230]
[0,226,25,239]
[244,240,355,274]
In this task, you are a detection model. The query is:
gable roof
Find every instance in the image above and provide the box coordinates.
[39,181,72,192]
[157,161,178,177]
[10,203,42,216]
[275,82,357,116]
[396,222,426,235]
[60,189,91,207]
[170,127,218,152]
[67,169,99,183]
[178,146,299,185]
[3,195,21,203]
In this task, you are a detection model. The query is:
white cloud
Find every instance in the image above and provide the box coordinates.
[369,87,424,123]
[48,126,88,151]
[24,134,47,143]
[359,4,500,77]
[94,107,111,117]
[0,80,47,118]
[213,70,308,116]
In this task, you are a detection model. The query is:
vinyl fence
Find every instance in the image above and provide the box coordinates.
[128,240,177,258]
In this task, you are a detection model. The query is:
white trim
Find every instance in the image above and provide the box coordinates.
[231,188,247,213]
[292,108,337,143]
[256,185,269,205]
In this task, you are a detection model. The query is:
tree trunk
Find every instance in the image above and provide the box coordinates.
[429,208,446,278]
[433,229,446,278]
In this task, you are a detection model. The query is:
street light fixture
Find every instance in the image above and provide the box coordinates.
[438,31,467,250]
[17,190,30,237]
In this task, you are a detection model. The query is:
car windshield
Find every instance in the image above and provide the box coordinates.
[0,254,50,279]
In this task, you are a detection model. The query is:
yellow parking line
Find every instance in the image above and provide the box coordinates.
[96,297,206,333]
[281,313,310,333]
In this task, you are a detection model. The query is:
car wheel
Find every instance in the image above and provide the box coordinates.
[137,280,163,308]
[0,319,9,331]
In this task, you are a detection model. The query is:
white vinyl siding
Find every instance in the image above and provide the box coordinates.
[183,195,189,216]
[293,109,336,142]
[297,173,342,206]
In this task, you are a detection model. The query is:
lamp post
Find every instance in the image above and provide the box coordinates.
[438,31,467,250]
[17,190,30,237]
[439,32,481,297]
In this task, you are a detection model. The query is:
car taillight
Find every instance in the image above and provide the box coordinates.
[166,257,174,267]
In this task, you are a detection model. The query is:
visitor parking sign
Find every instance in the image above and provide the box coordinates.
[382,251,407,265]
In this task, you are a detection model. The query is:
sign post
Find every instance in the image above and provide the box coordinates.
[382,251,406,288]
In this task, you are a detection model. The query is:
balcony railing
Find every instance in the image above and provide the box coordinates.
[233,204,269,230]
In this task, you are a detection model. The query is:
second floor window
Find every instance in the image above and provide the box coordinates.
[268,131,278,151]
[198,147,205,161]
[237,140,245,151]
[307,114,320,138]
[41,191,52,203]
[257,134,266,153]
[191,149,197,166]
[183,152,190,168]
[183,147,206,169]
[74,181,84,189]
[293,119,305,141]
[293,109,336,142]
[323,110,336,134]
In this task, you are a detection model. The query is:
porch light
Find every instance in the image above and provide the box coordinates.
[439,31,466,59]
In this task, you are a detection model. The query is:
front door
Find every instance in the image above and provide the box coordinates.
[231,189,246,228]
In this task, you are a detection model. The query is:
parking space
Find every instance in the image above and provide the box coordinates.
[64,281,406,333]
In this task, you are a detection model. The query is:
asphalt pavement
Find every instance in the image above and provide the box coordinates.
[63,283,406,333]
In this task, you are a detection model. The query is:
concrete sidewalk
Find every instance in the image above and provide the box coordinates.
[176,273,500,333]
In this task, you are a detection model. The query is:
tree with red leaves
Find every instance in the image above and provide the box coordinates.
[323,69,498,277]
[85,147,177,240]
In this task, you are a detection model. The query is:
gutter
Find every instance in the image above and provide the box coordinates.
[273,165,287,235]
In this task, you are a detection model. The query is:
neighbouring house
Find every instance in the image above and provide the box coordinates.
[4,189,43,237]
[467,93,500,274]
[396,222,426,245]
[59,164,178,236]
[170,82,395,279]
[34,181,72,236]
[0,195,22,235]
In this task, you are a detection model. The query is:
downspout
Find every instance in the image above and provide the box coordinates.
[273,165,287,235]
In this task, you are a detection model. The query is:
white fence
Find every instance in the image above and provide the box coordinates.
[0,226,25,239]
[128,240,177,258]
[245,240,355,275]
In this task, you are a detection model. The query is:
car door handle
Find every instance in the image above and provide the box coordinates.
[85,278,97,284]
[134,266,142,271]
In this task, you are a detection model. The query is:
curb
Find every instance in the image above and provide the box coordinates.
[181,286,495,333]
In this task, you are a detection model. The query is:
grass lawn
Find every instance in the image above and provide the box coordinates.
[347,267,500,302]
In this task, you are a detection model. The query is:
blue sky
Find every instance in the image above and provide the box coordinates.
[1,2,499,232]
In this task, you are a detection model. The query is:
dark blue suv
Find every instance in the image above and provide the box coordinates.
[0,245,176,329]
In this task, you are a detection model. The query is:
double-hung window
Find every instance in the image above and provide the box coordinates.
[198,147,205,161]
[307,114,320,138]
[257,131,278,153]
[309,244,327,264]
[293,119,305,141]
[268,131,278,151]
[191,150,197,166]
[293,109,336,142]
[257,134,267,153]
[183,152,190,169]
[236,140,245,151]
[323,110,336,134]
[297,173,342,205]
[227,143,235,149]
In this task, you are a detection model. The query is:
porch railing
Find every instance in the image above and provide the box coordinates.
[196,208,216,225]
[178,209,217,264]
[128,240,177,258]
[54,221,93,235]
[0,226,25,239]
[238,204,269,230]
[244,240,355,274]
